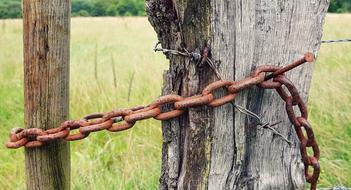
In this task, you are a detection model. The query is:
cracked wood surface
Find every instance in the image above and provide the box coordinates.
[23,0,71,189]
[147,0,329,189]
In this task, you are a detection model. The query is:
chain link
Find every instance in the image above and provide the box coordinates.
[5,52,320,190]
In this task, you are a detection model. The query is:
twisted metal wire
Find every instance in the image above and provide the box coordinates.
[321,39,351,43]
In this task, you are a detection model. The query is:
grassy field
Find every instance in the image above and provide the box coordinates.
[0,14,350,189]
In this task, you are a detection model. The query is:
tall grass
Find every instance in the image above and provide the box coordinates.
[309,14,351,187]
[0,17,167,190]
[110,54,118,89]
[0,15,350,189]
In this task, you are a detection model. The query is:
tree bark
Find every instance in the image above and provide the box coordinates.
[146,0,329,189]
[23,0,70,189]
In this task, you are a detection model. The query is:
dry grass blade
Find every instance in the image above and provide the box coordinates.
[110,53,117,89]
[127,70,135,102]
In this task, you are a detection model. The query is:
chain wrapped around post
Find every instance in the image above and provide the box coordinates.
[5,52,320,190]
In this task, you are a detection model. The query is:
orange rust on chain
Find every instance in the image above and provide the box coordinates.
[154,110,184,120]
[5,53,320,190]
[108,121,135,132]
[9,128,24,141]
[202,80,235,95]
[124,107,161,123]
[274,75,305,105]
[82,113,105,126]
[228,73,265,93]
[275,76,308,120]
[79,120,114,133]
[103,109,136,132]
[37,129,70,142]
[174,94,214,109]
[251,65,282,89]
[265,52,315,80]
[202,80,237,107]
[151,94,185,120]
[63,120,91,141]
[297,117,316,147]
[208,93,236,107]
[151,94,184,105]
[16,128,46,139]
[308,157,320,184]
[84,113,105,120]
[65,131,90,141]
[102,109,133,121]
[6,138,29,149]
[25,141,44,148]
[264,73,319,190]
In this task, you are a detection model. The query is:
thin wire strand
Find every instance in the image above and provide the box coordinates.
[231,102,292,145]
[205,57,292,145]
[153,42,202,60]
[230,102,262,124]
[261,123,292,145]
[153,43,293,145]
[321,39,351,43]
[206,58,222,80]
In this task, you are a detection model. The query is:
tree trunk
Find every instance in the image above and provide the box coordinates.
[147,0,329,189]
[23,0,70,189]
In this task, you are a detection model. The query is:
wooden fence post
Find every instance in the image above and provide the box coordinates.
[23,0,71,189]
[147,0,329,189]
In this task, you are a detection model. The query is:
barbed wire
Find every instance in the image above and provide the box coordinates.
[153,42,202,60]
[154,43,305,145]
[154,43,302,145]
[321,39,351,43]
[6,52,320,190]
[153,43,319,188]
[231,103,292,145]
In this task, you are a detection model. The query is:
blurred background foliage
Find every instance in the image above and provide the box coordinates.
[0,0,146,19]
[329,0,351,13]
[0,0,349,19]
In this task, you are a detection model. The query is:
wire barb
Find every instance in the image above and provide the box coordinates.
[259,122,292,145]
[321,39,351,43]
[6,52,320,190]
[231,102,292,145]
[153,42,202,61]
[206,58,222,80]
[153,43,222,80]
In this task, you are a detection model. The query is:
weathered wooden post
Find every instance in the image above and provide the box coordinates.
[147,0,329,189]
[23,0,70,189]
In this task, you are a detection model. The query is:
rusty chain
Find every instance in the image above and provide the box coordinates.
[5,52,320,190]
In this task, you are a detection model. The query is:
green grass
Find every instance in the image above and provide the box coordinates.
[309,14,351,187]
[0,17,167,190]
[0,15,350,189]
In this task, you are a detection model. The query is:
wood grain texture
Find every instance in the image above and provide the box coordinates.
[147,0,329,189]
[23,0,71,189]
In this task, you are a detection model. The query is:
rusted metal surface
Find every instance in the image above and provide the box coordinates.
[5,53,320,190]
[264,52,314,80]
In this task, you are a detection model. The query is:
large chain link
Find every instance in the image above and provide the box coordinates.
[5,53,320,190]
